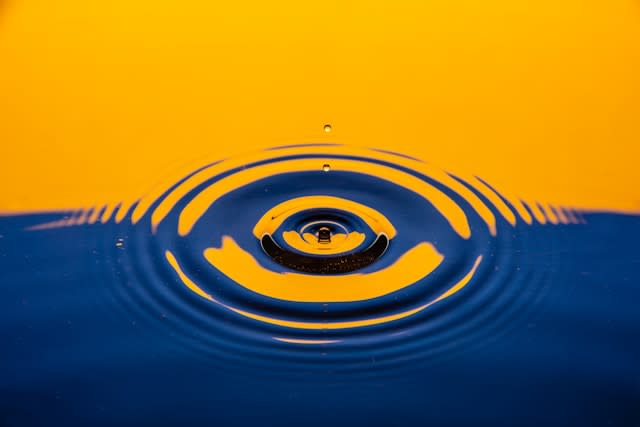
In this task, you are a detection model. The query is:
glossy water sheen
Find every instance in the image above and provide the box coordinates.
[1,145,639,426]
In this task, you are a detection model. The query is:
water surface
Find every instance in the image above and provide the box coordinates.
[1,145,639,426]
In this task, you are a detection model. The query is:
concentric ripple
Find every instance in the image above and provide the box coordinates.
[38,144,586,371]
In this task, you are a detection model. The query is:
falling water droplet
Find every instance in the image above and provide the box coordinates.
[323,124,332,133]
[115,238,125,248]
[322,164,331,172]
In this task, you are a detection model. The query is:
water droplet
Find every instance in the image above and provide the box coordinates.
[317,227,331,244]
[323,124,332,133]
[322,164,331,172]
[115,238,125,248]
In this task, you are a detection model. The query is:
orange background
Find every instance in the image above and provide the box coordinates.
[1,0,639,212]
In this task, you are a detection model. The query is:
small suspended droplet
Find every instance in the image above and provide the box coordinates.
[322,164,331,172]
[115,238,125,248]
[323,124,332,133]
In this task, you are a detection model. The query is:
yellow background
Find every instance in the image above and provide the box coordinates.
[1,0,639,212]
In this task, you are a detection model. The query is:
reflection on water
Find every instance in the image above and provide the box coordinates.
[1,145,640,426]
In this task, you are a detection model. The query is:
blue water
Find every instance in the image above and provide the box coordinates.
[1,150,639,426]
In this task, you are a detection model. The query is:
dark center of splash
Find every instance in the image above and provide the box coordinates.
[260,233,389,274]
[258,203,392,273]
